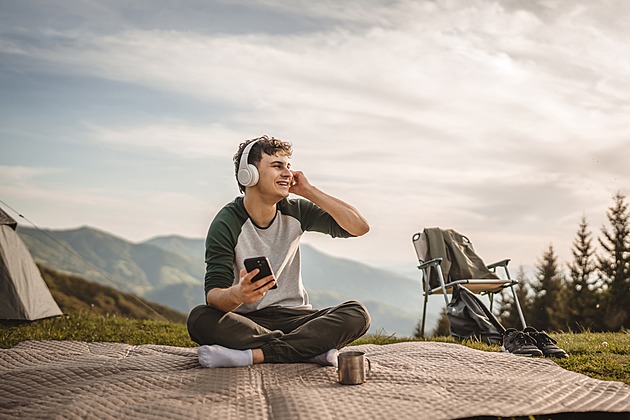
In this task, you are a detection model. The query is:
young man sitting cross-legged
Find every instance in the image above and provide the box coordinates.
[187,135,371,368]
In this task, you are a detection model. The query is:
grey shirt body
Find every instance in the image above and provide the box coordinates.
[204,196,353,314]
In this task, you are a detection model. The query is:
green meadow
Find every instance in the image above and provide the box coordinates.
[1,313,628,386]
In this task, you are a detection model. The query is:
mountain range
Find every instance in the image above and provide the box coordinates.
[39,265,187,323]
[17,226,441,336]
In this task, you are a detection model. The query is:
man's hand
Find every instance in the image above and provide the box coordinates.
[232,268,276,304]
[206,268,275,312]
[288,170,312,197]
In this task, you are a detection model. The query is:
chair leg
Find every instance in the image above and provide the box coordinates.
[435,266,450,305]
[510,285,527,329]
[502,265,527,329]
[421,294,428,338]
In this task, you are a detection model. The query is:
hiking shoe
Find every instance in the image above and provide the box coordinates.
[524,327,569,358]
[501,328,543,357]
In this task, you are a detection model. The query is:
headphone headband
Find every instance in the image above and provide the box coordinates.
[238,139,259,173]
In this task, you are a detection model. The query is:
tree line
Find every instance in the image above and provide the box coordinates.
[497,191,629,332]
[423,192,629,337]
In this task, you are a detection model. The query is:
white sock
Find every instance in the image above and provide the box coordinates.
[197,345,253,368]
[307,349,339,367]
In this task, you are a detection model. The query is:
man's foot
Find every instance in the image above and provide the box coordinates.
[307,349,339,367]
[197,345,254,368]
[501,328,543,357]
[524,326,569,358]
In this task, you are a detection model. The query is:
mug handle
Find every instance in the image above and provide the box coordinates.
[365,357,372,377]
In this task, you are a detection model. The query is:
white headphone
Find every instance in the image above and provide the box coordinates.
[237,139,260,188]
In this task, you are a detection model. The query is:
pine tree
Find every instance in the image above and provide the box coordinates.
[431,307,451,337]
[566,215,601,331]
[413,307,451,338]
[496,265,531,329]
[597,192,630,331]
[529,244,567,331]
[412,318,423,339]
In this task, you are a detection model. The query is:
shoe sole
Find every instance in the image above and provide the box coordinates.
[501,346,542,357]
[544,353,569,358]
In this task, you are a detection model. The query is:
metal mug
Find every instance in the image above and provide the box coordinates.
[337,351,371,385]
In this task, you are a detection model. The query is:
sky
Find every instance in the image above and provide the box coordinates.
[1,0,629,279]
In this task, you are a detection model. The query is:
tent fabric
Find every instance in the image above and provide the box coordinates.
[0,208,62,321]
[1,340,629,419]
[0,207,18,230]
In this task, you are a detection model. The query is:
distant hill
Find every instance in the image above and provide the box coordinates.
[19,227,440,336]
[145,235,203,261]
[39,265,186,323]
[18,226,202,295]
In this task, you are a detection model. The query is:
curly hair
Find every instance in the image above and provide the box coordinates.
[233,135,293,193]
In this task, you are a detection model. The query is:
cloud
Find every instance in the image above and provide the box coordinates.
[83,121,244,158]
[4,1,627,136]
[0,165,67,184]
[2,0,630,267]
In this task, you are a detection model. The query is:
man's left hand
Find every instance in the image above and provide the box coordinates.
[289,170,312,197]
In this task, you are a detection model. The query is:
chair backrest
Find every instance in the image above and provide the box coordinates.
[411,232,431,293]
[412,231,429,263]
[413,228,499,288]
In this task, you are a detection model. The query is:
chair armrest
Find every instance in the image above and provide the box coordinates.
[418,257,443,270]
[487,258,510,269]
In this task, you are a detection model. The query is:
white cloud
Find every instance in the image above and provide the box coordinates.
[8,1,627,148]
[2,0,630,267]
[0,165,67,184]
[83,121,243,158]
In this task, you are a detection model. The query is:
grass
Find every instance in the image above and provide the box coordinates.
[1,314,629,386]
[0,313,196,348]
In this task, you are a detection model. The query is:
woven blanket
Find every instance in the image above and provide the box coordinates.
[1,340,629,419]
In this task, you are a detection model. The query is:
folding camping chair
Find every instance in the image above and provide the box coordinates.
[412,228,527,337]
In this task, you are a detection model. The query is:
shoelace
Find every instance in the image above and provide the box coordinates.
[511,331,536,346]
[531,331,557,346]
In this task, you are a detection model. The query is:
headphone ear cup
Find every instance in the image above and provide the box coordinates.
[237,168,249,186]
[246,164,259,187]
[237,164,259,187]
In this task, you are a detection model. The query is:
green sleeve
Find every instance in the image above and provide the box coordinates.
[280,198,354,238]
[203,201,247,294]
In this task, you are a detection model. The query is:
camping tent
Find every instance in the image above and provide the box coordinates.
[0,207,63,320]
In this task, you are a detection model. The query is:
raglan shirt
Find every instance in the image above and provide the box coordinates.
[204,196,353,314]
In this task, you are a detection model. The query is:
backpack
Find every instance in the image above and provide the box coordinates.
[446,284,505,345]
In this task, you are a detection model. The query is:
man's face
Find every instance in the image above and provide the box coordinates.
[254,152,293,199]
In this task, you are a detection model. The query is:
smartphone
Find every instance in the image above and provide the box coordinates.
[244,256,277,289]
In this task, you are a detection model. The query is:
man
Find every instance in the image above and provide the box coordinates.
[187,135,371,368]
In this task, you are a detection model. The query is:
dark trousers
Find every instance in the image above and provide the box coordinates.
[187,300,371,363]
